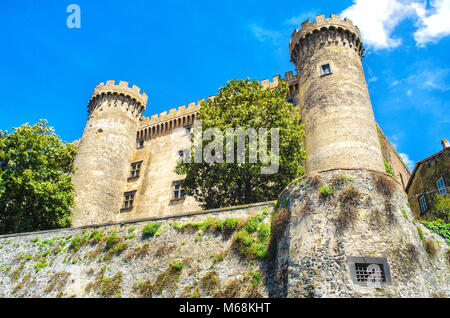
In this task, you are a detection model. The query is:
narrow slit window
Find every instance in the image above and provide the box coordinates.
[322,64,331,75]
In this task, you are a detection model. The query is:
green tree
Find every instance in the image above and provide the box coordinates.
[0,120,77,234]
[176,78,306,209]
[430,194,450,222]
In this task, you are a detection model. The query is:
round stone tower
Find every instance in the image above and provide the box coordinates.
[290,14,384,173]
[72,81,147,226]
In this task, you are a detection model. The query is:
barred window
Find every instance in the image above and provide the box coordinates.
[354,263,386,283]
[436,177,447,195]
[347,256,391,286]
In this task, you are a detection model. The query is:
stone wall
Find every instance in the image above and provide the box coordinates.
[407,148,449,220]
[0,202,274,298]
[273,169,449,297]
[119,127,200,222]
[376,124,411,189]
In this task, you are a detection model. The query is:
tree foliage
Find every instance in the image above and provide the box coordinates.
[176,78,306,209]
[430,194,450,222]
[0,120,77,234]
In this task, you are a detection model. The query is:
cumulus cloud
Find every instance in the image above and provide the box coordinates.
[341,0,417,49]
[414,0,450,46]
[341,0,450,49]
[399,152,416,170]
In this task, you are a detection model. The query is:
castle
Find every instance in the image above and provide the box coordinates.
[1,14,447,299]
[71,14,411,227]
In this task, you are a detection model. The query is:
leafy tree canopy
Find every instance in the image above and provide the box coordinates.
[176,78,306,209]
[0,120,77,234]
[430,194,450,222]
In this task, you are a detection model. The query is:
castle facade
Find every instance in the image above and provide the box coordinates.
[72,14,411,227]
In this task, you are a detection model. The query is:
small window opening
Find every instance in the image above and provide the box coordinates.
[173,182,186,200]
[347,256,391,286]
[419,194,428,214]
[122,191,137,211]
[322,64,331,75]
[355,263,386,283]
[129,161,143,180]
[436,177,447,195]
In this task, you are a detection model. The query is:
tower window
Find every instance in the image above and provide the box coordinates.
[436,177,447,195]
[122,191,137,211]
[321,64,331,75]
[137,140,144,149]
[129,161,143,180]
[418,194,427,214]
[173,182,186,200]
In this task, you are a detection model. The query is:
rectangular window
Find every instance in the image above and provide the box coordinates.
[122,191,137,211]
[322,64,331,75]
[355,263,386,283]
[173,182,186,200]
[419,194,427,214]
[436,177,447,195]
[129,161,143,180]
[137,140,144,149]
[347,256,392,286]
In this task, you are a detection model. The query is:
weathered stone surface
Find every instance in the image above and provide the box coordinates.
[273,169,449,297]
[406,147,449,220]
[290,15,384,173]
[0,202,274,298]
[72,82,147,227]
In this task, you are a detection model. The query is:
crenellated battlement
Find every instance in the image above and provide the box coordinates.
[139,98,204,128]
[139,71,298,131]
[91,80,148,107]
[261,71,298,89]
[290,14,364,62]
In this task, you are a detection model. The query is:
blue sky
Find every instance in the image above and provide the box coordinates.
[0,0,449,170]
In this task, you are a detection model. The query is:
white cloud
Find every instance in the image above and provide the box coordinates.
[414,0,450,46]
[399,152,416,170]
[404,66,450,91]
[341,0,417,49]
[249,24,283,44]
[341,0,450,49]
[285,11,319,26]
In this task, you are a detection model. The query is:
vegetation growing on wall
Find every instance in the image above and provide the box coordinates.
[422,219,450,245]
[429,195,450,222]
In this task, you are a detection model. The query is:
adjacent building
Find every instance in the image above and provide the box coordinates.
[406,139,449,220]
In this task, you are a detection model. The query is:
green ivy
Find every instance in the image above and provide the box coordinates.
[422,220,450,245]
